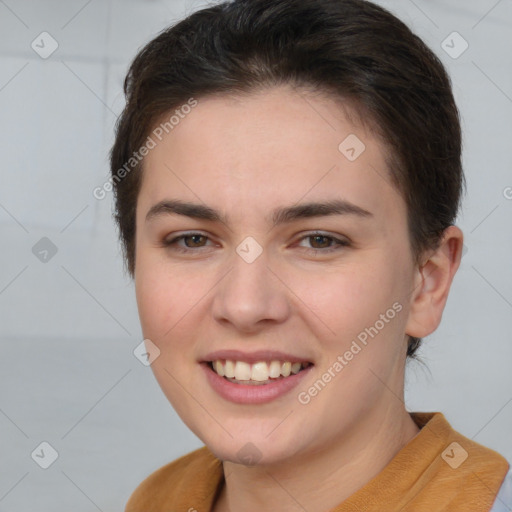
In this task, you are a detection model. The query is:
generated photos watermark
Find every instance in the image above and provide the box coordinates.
[298,301,403,405]
[93,98,198,200]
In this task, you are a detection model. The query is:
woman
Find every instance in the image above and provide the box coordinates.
[110,0,512,510]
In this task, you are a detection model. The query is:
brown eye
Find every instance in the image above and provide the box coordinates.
[309,235,332,249]
[297,232,350,255]
[182,234,207,247]
[163,232,214,253]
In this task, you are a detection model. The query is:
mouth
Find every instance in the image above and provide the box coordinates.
[206,359,313,386]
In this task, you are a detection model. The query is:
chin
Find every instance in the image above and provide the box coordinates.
[198,426,305,467]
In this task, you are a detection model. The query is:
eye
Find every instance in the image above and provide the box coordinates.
[161,231,350,256]
[296,232,350,254]
[162,232,215,253]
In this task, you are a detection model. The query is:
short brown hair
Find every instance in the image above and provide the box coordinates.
[110,0,465,359]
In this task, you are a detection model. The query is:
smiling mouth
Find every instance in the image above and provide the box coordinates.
[207,359,313,385]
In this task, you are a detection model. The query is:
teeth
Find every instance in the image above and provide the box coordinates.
[224,360,235,378]
[234,361,251,380]
[214,360,225,377]
[269,360,281,378]
[251,362,270,382]
[291,362,302,374]
[210,359,310,382]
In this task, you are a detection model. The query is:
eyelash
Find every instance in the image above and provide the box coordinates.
[162,231,350,255]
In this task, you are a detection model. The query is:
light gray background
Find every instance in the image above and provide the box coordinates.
[0,0,511,510]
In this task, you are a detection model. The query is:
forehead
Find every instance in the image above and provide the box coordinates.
[137,86,404,224]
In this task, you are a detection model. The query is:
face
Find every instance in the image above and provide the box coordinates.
[134,86,419,465]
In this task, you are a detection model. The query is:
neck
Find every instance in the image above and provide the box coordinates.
[214,404,420,512]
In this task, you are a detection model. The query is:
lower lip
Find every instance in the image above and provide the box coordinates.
[201,362,314,404]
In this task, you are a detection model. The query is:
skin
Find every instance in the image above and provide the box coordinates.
[134,85,463,512]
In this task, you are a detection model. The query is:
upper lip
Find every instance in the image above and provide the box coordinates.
[201,349,313,364]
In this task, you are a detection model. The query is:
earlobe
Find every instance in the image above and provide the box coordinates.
[405,225,464,338]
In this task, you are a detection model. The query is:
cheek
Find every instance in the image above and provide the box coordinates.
[135,259,177,339]
[291,263,394,338]
[135,258,212,341]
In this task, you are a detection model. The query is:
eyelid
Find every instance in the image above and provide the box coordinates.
[295,231,350,253]
[298,230,350,243]
[162,230,211,244]
[162,231,217,250]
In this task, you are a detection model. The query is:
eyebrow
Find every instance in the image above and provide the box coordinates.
[145,198,372,227]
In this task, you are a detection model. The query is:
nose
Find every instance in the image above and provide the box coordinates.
[211,247,291,333]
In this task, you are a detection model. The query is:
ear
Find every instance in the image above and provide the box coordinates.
[405,225,464,338]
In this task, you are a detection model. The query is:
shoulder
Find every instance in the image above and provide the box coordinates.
[124,445,223,512]
[490,467,512,512]
[410,412,510,510]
